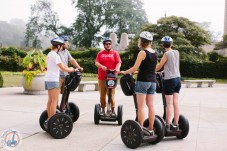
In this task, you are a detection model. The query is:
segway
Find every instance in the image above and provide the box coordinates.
[155,72,189,139]
[120,74,165,149]
[39,69,82,139]
[94,69,123,125]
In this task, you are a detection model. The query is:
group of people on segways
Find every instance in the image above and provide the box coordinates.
[119,32,189,148]
[39,31,189,148]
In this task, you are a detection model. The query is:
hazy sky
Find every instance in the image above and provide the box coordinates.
[0,0,225,36]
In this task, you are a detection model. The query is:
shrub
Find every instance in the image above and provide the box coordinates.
[0,47,27,58]
[0,72,3,88]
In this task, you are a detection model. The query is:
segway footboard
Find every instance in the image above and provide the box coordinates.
[143,116,165,144]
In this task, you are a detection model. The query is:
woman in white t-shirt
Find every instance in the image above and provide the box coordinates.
[44,37,75,130]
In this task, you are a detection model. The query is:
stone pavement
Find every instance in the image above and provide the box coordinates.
[0,84,227,151]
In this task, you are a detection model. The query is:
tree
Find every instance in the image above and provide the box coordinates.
[25,0,67,48]
[105,0,148,38]
[71,0,110,47]
[155,16,211,48]
[71,0,148,48]
[214,34,227,50]
[127,16,212,62]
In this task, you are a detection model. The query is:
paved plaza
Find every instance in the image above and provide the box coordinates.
[0,83,227,151]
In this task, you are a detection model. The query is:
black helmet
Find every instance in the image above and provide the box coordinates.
[103,37,112,45]
[60,35,70,41]
[51,37,64,46]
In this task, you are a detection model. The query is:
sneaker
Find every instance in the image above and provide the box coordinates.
[166,124,170,131]
[170,123,179,131]
[100,109,105,116]
[44,119,49,131]
[142,127,155,136]
[106,110,112,116]
[111,111,116,117]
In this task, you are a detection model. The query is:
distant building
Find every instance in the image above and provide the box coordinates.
[224,0,227,35]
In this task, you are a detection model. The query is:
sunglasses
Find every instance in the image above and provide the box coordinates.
[105,43,111,45]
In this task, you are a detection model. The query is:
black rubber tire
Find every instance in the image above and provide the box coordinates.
[143,116,165,144]
[94,104,100,124]
[39,110,48,132]
[121,120,143,149]
[117,105,123,125]
[48,113,73,139]
[154,115,166,135]
[174,114,189,139]
[68,102,80,122]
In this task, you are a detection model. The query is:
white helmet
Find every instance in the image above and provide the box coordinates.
[139,31,153,41]
[161,36,173,43]
[51,37,64,45]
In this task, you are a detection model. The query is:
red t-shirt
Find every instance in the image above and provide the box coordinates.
[96,49,122,80]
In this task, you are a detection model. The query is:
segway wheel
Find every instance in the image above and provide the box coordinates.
[39,110,48,132]
[94,104,100,124]
[48,113,73,139]
[174,114,189,139]
[143,116,165,144]
[121,120,143,149]
[68,102,80,122]
[117,105,123,125]
[39,109,61,132]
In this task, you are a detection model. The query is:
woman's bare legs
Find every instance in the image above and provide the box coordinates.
[136,94,146,127]
[173,93,179,125]
[165,95,173,126]
[47,88,60,118]
[146,94,155,130]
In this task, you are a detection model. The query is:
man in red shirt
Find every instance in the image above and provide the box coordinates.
[95,37,122,116]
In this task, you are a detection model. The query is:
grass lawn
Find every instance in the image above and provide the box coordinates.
[1,71,97,88]
[1,71,227,87]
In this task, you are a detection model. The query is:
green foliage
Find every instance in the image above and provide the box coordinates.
[22,49,47,89]
[156,16,211,48]
[22,49,47,72]
[0,47,27,58]
[105,0,148,38]
[214,35,227,50]
[180,60,227,79]
[208,52,220,62]
[70,48,100,58]
[0,55,24,71]
[0,72,3,88]
[119,51,135,70]
[71,0,148,47]
[22,70,42,89]
[43,47,51,55]
[25,0,63,48]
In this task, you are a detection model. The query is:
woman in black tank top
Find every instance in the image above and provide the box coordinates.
[121,31,158,136]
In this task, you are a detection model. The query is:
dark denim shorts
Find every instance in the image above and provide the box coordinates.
[135,81,156,94]
[163,77,181,95]
[45,81,59,90]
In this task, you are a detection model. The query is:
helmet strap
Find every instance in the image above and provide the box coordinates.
[57,45,62,53]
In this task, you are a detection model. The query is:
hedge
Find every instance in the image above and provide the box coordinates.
[0,72,3,87]
[1,46,227,79]
[180,60,227,79]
